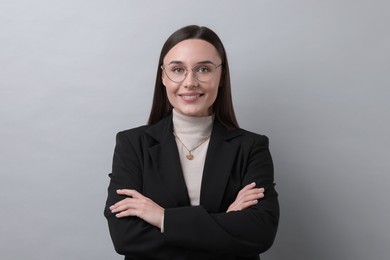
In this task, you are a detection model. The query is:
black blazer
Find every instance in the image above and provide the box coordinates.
[104,114,279,260]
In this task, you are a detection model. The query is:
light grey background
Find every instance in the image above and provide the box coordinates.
[1,0,389,259]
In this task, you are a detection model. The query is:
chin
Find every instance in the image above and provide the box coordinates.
[182,110,206,117]
[175,105,210,117]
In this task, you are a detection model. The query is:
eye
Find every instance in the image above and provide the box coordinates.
[195,66,211,74]
[171,66,186,74]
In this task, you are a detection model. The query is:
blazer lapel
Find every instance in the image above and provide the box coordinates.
[200,121,243,212]
[145,115,243,210]
[145,115,191,206]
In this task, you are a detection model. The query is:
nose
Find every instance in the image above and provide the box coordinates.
[182,69,199,88]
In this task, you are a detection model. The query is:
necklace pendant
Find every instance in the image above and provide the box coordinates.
[186,154,194,160]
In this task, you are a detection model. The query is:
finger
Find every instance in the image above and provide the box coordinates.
[115,208,138,218]
[227,199,258,212]
[244,188,264,198]
[237,182,256,197]
[237,187,264,200]
[111,195,155,211]
[235,195,262,206]
[116,189,143,198]
[110,195,145,210]
[242,182,256,191]
[110,196,133,207]
[241,199,259,208]
[237,189,265,203]
[242,192,264,201]
[251,193,263,202]
[110,202,135,213]
[240,183,261,195]
[110,198,136,212]
[243,188,264,196]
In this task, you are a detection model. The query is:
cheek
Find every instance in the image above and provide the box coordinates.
[206,84,220,105]
[211,87,219,101]
[163,81,178,102]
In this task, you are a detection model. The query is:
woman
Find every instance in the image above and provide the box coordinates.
[104,25,279,260]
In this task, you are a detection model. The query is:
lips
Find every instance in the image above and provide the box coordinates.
[179,93,203,101]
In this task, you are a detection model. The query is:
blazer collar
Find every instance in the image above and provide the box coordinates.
[145,113,244,211]
[200,119,244,212]
[145,114,191,206]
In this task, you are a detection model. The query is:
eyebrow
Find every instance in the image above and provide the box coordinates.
[166,60,217,66]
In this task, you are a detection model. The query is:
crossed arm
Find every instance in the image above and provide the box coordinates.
[109,182,265,230]
[105,131,279,258]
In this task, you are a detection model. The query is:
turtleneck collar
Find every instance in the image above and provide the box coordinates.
[172,109,214,139]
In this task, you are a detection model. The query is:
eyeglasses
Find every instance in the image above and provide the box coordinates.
[161,62,222,83]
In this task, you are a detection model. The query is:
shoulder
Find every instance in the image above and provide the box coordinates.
[227,127,270,147]
[232,129,272,162]
[116,125,149,141]
[115,124,161,150]
[115,114,171,144]
[212,120,270,150]
[220,128,270,160]
[113,125,151,156]
[241,128,269,143]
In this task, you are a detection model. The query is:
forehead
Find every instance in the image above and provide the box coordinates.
[163,39,221,64]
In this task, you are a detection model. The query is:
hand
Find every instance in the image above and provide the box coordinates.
[227,182,264,213]
[109,189,165,229]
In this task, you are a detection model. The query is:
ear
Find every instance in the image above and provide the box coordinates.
[161,73,167,86]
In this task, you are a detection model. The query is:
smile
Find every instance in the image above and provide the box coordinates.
[179,94,203,101]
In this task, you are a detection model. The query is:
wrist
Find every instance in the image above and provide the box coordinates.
[160,211,165,233]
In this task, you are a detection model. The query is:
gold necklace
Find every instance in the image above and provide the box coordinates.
[173,132,210,160]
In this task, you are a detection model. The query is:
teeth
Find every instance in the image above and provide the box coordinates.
[182,94,200,100]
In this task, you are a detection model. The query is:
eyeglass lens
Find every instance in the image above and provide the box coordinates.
[164,64,219,83]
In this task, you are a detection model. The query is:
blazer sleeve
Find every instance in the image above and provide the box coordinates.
[163,135,279,256]
[104,131,175,259]
[104,131,215,260]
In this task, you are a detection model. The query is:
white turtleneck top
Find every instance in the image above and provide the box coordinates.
[172,109,213,206]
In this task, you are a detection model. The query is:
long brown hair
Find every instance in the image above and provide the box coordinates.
[147,25,239,129]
